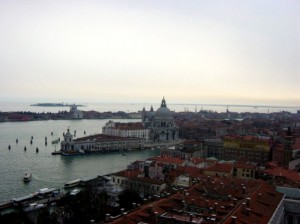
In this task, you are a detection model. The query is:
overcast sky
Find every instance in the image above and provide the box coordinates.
[0,0,299,106]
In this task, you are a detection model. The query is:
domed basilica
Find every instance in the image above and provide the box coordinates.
[142,98,179,142]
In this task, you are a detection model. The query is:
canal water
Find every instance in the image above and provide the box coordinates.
[0,119,159,203]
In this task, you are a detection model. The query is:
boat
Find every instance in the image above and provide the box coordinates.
[52,138,60,144]
[70,188,80,196]
[23,173,32,182]
[61,149,84,156]
[23,203,46,212]
[51,150,62,155]
[64,179,81,188]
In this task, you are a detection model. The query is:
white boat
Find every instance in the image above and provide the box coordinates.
[24,203,46,212]
[23,173,32,182]
[70,188,80,196]
[64,179,81,188]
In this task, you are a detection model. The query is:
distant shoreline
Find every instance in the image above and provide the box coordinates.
[30,103,85,107]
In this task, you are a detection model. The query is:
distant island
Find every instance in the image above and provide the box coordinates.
[30,103,85,107]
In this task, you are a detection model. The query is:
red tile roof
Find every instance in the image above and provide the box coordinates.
[110,176,282,224]
[234,162,256,170]
[152,156,185,165]
[74,134,142,142]
[205,163,234,173]
[264,167,300,183]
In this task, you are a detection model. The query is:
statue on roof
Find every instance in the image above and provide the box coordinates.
[161,97,167,108]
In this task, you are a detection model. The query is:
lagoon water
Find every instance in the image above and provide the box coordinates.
[0,119,159,203]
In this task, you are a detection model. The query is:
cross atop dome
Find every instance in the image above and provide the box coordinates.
[161,97,167,108]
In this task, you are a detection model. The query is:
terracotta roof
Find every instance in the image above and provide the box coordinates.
[110,176,282,224]
[112,169,142,178]
[264,167,300,183]
[205,163,234,173]
[74,134,142,142]
[152,156,185,165]
[234,162,256,170]
[222,181,283,224]
[115,122,147,130]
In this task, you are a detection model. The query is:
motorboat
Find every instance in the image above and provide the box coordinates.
[64,179,81,188]
[70,188,80,196]
[23,173,32,182]
[52,138,60,144]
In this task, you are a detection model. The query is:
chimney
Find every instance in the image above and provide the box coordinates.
[105,213,111,222]
[242,186,246,194]
[242,202,246,213]
[246,198,251,207]
[231,216,237,224]
[233,198,237,204]
[214,202,218,210]
[246,208,251,216]
[258,193,262,199]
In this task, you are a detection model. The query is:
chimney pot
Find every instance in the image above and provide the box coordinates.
[231,216,237,224]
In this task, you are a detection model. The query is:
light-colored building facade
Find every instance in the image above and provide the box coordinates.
[111,169,166,196]
[61,128,144,153]
[142,97,179,142]
[102,121,149,140]
[70,104,83,119]
[223,135,271,164]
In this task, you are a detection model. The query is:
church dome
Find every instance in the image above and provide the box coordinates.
[155,98,172,119]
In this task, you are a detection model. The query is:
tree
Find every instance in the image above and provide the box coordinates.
[118,189,143,211]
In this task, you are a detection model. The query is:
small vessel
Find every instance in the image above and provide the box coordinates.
[64,179,81,188]
[24,146,27,151]
[70,188,80,196]
[16,139,18,143]
[51,151,62,155]
[23,173,32,182]
[23,203,45,212]
[30,140,33,144]
[8,145,11,150]
[36,148,39,153]
[52,139,60,144]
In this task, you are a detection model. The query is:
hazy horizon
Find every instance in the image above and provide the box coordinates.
[0,0,299,106]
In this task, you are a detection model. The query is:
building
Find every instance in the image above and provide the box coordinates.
[109,176,283,224]
[223,135,271,165]
[233,162,257,179]
[102,120,149,140]
[61,128,144,153]
[69,104,83,119]
[202,138,224,159]
[204,163,234,177]
[142,97,179,142]
[110,169,166,197]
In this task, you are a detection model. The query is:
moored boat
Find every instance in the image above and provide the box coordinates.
[52,138,60,144]
[23,173,32,182]
[64,179,81,188]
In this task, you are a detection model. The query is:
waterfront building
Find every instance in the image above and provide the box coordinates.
[61,128,144,153]
[102,121,149,140]
[110,169,166,196]
[70,104,83,119]
[142,97,179,142]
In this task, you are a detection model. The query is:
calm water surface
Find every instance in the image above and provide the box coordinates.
[0,119,159,203]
